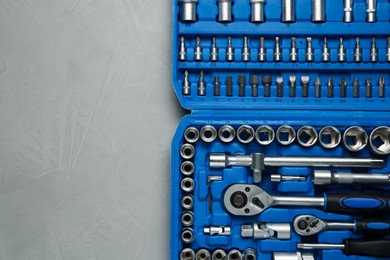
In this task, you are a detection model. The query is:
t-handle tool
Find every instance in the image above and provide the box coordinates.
[298,240,390,258]
[209,153,384,183]
[223,184,390,216]
[293,215,390,236]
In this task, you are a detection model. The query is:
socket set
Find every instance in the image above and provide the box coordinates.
[171,1,390,260]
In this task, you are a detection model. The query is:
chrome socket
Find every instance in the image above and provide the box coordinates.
[242,248,257,260]
[344,0,354,22]
[276,125,296,146]
[212,249,227,260]
[181,195,194,210]
[196,249,211,260]
[273,252,315,260]
[181,211,194,226]
[181,248,196,260]
[297,126,318,147]
[181,161,195,176]
[282,0,295,23]
[370,126,390,155]
[218,125,236,143]
[250,0,266,23]
[319,126,341,149]
[255,125,275,145]
[217,0,233,22]
[237,125,255,144]
[181,177,195,193]
[181,227,195,243]
[343,126,368,152]
[312,0,325,23]
[366,0,376,23]
[184,127,200,143]
[227,249,242,260]
[200,125,217,143]
[179,0,198,22]
[180,143,196,159]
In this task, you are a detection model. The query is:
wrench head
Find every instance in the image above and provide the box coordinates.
[293,215,327,236]
[223,184,272,216]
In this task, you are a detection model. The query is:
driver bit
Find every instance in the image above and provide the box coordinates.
[214,76,220,96]
[322,37,330,62]
[226,37,234,62]
[183,71,191,95]
[344,0,354,23]
[354,37,362,63]
[210,37,219,62]
[340,78,347,98]
[226,76,233,96]
[242,36,250,62]
[301,76,310,98]
[194,37,202,61]
[258,37,266,62]
[277,77,284,97]
[370,37,378,63]
[338,38,346,62]
[251,75,259,97]
[306,37,314,62]
[327,78,334,98]
[274,37,282,62]
[263,76,272,97]
[387,37,390,62]
[379,77,385,98]
[366,77,372,98]
[239,75,246,97]
[353,78,359,98]
[290,37,298,62]
[198,71,206,96]
[289,76,296,97]
[315,77,322,98]
[366,0,377,23]
[179,37,187,61]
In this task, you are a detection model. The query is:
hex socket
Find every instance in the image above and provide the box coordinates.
[282,0,295,23]
[180,143,196,159]
[181,248,196,260]
[196,249,211,260]
[297,126,318,147]
[255,125,275,145]
[181,227,195,243]
[370,126,390,155]
[343,126,368,152]
[200,125,217,143]
[276,125,296,146]
[181,161,195,176]
[218,0,233,22]
[218,125,236,143]
[179,0,198,22]
[237,125,255,144]
[181,211,194,226]
[312,0,325,22]
[251,0,265,23]
[319,126,341,149]
[184,127,200,143]
[181,195,194,210]
[181,177,195,193]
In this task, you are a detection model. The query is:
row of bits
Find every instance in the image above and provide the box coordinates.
[179,36,390,63]
[182,71,387,98]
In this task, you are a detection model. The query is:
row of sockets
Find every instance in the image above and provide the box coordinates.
[181,125,390,154]
[180,248,257,260]
[183,71,387,98]
[179,0,382,24]
[179,37,390,63]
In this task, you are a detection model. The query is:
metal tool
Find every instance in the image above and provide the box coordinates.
[194,37,203,61]
[297,126,318,147]
[274,37,282,62]
[370,126,390,155]
[200,125,217,143]
[196,249,211,260]
[242,37,250,62]
[239,75,246,97]
[271,174,307,182]
[180,143,195,159]
[181,161,195,176]
[290,37,298,62]
[184,127,200,143]
[212,249,227,260]
[223,184,390,216]
[181,227,195,243]
[387,37,390,62]
[226,37,234,62]
[340,78,347,98]
[217,0,233,22]
[366,77,372,98]
[207,175,223,213]
[227,249,241,260]
[204,226,231,236]
[343,126,368,152]
[181,248,196,260]
[338,38,346,62]
[241,222,291,239]
[198,71,206,96]
[255,125,275,145]
[181,177,195,193]
[298,240,390,258]
[214,76,220,96]
[251,0,265,22]
[289,76,296,97]
[313,169,390,185]
[211,37,219,62]
[354,37,362,63]
[322,38,330,62]
[250,75,259,97]
[183,71,191,95]
[210,152,383,183]
[301,76,309,98]
[306,37,314,62]
[370,37,378,63]
[366,0,376,23]
[327,78,334,98]
[353,78,359,98]
[242,248,257,260]
[263,76,272,97]
[273,252,314,260]
[276,125,296,146]
[344,0,353,22]
[179,0,198,22]
[312,0,325,22]
[315,78,321,98]
[181,195,194,210]
[282,0,295,23]
[218,125,235,143]
[237,125,255,144]
[319,126,341,149]
[258,37,266,62]
[379,77,385,98]
[182,211,194,226]
[226,76,233,96]
[277,77,284,97]
[179,37,187,61]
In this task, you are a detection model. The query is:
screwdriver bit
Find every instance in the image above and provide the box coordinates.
[290,37,298,62]
[306,37,314,62]
[210,37,219,62]
[344,0,353,23]
[258,37,266,62]
[370,37,378,63]
[263,76,272,97]
[322,37,330,62]
[214,76,220,96]
[353,78,360,98]
[242,36,250,62]
[274,37,282,62]
[226,37,234,62]
[179,37,187,61]
[315,77,322,98]
[327,78,334,98]
[289,76,296,97]
[301,76,310,98]
[277,77,284,97]
[182,71,191,95]
[354,37,362,63]
[366,78,372,98]
[340,78,347,98]
[251,75,259,97]
[379,77,385,98]
[198,71,206,96]
[387,37,390,63]
[338,38,346,62]
[226,76,233,96]
[194,37,202,61]
[239,75,246,97]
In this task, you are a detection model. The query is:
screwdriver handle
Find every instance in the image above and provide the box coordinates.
[345,240,390,257]
[355,219,390,236]
[324,192,390,216]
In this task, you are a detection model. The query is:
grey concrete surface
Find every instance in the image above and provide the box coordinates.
[0,0,184,259]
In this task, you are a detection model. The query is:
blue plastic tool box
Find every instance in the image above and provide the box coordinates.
[171,0,390,259]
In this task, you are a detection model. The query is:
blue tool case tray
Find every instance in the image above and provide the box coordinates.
[170,1,390,260]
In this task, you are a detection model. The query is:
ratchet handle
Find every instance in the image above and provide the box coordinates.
[345,240,390,258]
[324,192,390,216]
[355,219,390,236]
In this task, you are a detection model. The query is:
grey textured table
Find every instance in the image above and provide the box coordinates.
[0,1,183,259]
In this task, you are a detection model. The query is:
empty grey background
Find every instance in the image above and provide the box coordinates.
[0,0,183,259]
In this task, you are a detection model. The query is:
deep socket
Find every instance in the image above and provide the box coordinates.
[312,0,326,23]
[179,0,198,22]
[217,0,233,22]
[282,0,296,23]
[251,0,266,23]
[344,0,354,22]
[366,0,376,23]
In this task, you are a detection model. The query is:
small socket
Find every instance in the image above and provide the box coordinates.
[212,249,227,260]
[181,195,194,210]
[319,126,341,149]
[184,127,200,143]
[181,227,195,244]
[227,249,242,260]
[218,125,236,143]
[276,125,296,146]
[181,211,194,226]
[369,126,390,155]
[297,126,318,147]
[200,125,217,143]
[343,126,368,152]
[255,125,275,145]
[181,161,195,176]
[237,125,255,143]
[181,248,196,260]
[180,143,195,159]
[242,248,257,260]
[181,177,195,193]
[196,249,211,260]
